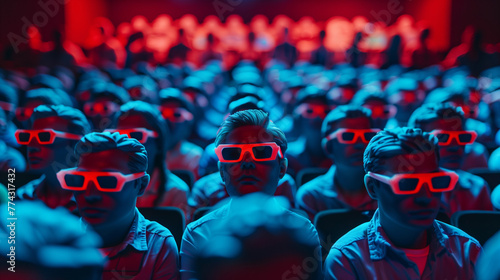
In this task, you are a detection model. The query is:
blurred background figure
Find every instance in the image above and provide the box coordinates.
[0,201,104,280]
[194,194,322,280]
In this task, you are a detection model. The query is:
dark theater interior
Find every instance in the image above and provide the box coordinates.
[1,0,500,279]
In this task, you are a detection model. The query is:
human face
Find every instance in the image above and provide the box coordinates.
[84,97,120,131]
[296,100,334,141]
[27,116,76,171]
[329,117,372,168]
[372,152,442,229]
[362,100,395,129]
[159,101,193,148]
[115,114,158,174]
[219,125,285,197]
[421,117,465,170]
[73,149,141,226]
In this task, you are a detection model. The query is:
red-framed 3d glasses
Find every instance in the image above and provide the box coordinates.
[83,101,120,117]
[363,104,397,119]
[429,130,477,146]
[325,128,381,144]
[15,107,35,122]
[215,142,283,163]
[57,168,146,192]
[294,104,335,119]
[160,107,194,122]
[366,169,459,195]
[15,129,82,145]
[104,128,158,143]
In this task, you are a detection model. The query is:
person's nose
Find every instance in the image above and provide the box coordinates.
[27,136,42,152]
[83,180,102,204]
[414,182,435,205]
[240,151,256,170]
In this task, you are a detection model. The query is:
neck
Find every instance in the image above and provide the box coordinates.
[334,165,366,193]
[93,208,136,248]
[380,213,429,249]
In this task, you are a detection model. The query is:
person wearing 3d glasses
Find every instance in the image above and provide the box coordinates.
[159,88,203,181]
[296,105,379,221]
[56,132,180,279]
[408,103,493,218]
[16,105,90,210]
[324,127,482,280]
[180,109,322,280]
[106,101,190,217]
[286,86,335,178]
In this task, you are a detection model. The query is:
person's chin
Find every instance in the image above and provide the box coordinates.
[28,159,48,171]
[406,211,437,228]
[236,182,262,196]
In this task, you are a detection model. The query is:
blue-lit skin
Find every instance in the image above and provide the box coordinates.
[73,149,147,247]
[420,117,465,170]
[365,152,441,249]
[218,125,287,197]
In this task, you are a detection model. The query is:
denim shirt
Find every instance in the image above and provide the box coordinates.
[99,208,179,280]
[325,209,482,280]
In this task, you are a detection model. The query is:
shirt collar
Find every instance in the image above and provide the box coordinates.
[86,208,148,258]
[367,209,449,260]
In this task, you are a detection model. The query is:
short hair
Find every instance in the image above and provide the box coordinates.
[89,82,130,105]
[322,105,372,137]
[31,105,91,135]
[407,103,465,130]
[295,85,328,106]
[75,132,148,173]
[30,74,64,90]
[24,88,73,107]
[215,109,287,154]
[115,101,169,156]
[363,127,440,173]
[350,87,388,106]
[159,87,195,113]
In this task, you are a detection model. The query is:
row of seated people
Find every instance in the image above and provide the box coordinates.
[1,109,499,279]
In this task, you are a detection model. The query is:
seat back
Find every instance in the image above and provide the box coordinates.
[314,209,371,257]
[451,210,500,245]
[139,207,186,249]
[296,168,328,187]
[171,170,195,190]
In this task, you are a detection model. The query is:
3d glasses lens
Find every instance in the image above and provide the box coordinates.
[18,132,30,142]
[97,176,118,189]
[129,131,144,141]
[364,132,377,141]
[222,147,242,160]
[341,132,355,141]
[399,178,419,192]
[38,132,51,142]
[252,146,273,159]
[431,176,451,190]
[64,174,85,188]
[458,133,472,143]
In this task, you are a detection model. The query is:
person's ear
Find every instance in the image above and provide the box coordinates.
[137,174,150,197]
[218,161,225,183]
[279,158,288,179]
[364,175,378,200]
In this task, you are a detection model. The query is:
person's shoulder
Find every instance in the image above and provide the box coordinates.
[436,221,482,248]
[144,218,176,239]
[332,222,370,250]
[297,166,335,195]
[186,203,229,232]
